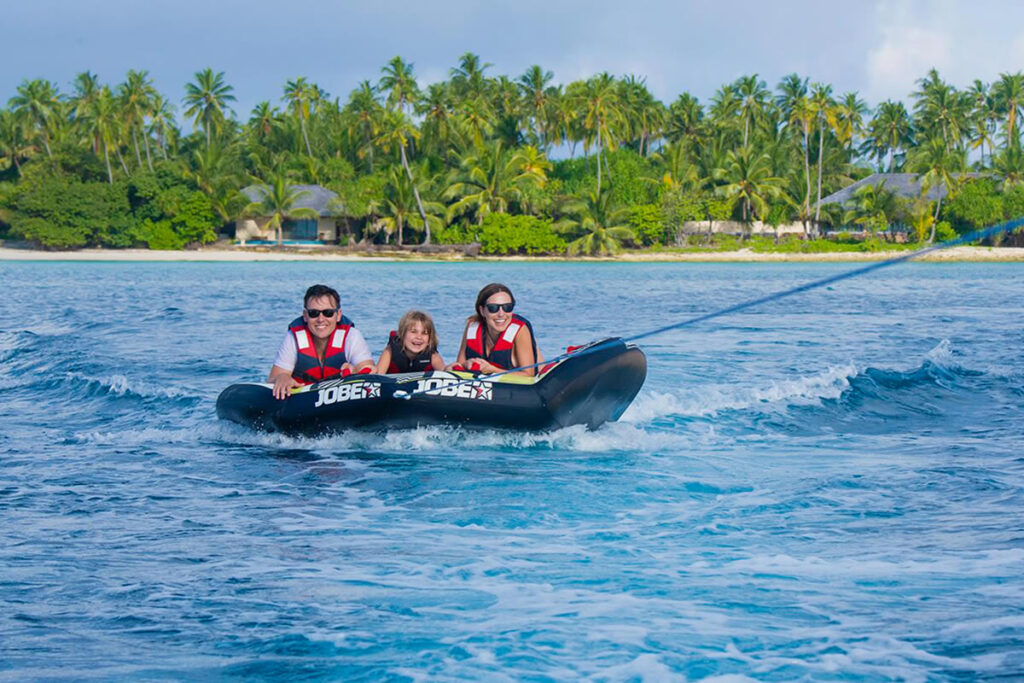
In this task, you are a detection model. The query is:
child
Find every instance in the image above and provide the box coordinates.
[375,310,446,374]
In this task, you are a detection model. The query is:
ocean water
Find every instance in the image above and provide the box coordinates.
[1,261,1022,681]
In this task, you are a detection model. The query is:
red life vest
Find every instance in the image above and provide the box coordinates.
[464,314,535,370]
[288,316,352,385]
[385,331,434,374]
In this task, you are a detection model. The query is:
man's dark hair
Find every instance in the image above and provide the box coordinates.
[304,284,340,309]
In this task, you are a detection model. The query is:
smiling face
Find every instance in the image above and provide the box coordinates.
[402,321,430,355]
[302,294,340,341]
[479,291,515,336]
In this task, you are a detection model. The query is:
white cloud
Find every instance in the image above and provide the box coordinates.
[866,1,951,102]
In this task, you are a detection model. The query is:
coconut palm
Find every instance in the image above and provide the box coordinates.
[148,93,177,160]
[444,140,548,224]
[283,77,321,157]
[417,82,459,165]
[863,100,912,173]
[449,52,491,102]
[810,83,837,225]
[9,78,60,157]
[518,65,554,147]
[369,166,444,245]
[577,73,623,193]
[841,183,898,236]
[734,74,769,148]
[375,109,430,242]
[715,145,785,230]
[345,81,383,172]
[556,188,635,256]
[379,56,420,114]
[992,143,1024,188]
[992,71,1024,149]
[80,86,120,183]
[244,174,319,245]
[118,69,156,171]
[0,109,31,175]
[909,136,965,239]
[183,68,235,149]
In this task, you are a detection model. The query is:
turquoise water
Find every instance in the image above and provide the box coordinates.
[1,262,1022,680]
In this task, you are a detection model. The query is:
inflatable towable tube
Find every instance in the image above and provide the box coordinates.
[216,338,646,435]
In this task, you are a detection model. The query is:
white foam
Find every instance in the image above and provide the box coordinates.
[64,371,196,400]
[623,363,859,422]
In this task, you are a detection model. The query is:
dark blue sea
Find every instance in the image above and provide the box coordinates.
[2,261,1023,681]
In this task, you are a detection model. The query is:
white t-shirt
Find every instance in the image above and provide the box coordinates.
[273,326,373,371]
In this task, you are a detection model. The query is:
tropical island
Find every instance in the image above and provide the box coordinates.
[1,56,1024,259]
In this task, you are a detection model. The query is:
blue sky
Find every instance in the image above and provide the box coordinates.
[5,0,1024,130]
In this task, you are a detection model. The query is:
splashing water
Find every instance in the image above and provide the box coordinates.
[1,261,1023,679]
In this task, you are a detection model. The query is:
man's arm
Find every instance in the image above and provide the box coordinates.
[269,333,300,400]
[345,329,376,372]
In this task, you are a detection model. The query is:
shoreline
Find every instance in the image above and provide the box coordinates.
[1,245,1023,263]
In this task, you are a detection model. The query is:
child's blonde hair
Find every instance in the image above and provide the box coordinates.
[397,310,439,353]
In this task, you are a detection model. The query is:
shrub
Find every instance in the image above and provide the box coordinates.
[478,214,566,255]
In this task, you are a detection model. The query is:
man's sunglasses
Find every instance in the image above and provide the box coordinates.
[305,308,338,318]
[484,302,515,314]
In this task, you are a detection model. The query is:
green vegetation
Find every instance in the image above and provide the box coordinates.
[2,59,1024,252]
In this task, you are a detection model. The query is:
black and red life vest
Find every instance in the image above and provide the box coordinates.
[464,314,536,370]
[385,331,434,374]
[288,315,355,385]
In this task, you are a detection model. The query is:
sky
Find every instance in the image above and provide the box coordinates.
[4,0,1024,129]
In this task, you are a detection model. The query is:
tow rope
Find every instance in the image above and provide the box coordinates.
[394,218,1024,400]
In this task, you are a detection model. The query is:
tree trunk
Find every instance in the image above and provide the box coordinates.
[595,132,602,195]
[301,118,313,157]
[103,140,113,184]
[814,122,825,236]
[400,144,430,244]
[131,125,143,169]
[802,124,812,218]
[116,148,129,175]
[143,129,154,171]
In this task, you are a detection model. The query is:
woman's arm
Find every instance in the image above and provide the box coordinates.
[430,351,446,370]
[510,326,539,377]
[445,322,470,370]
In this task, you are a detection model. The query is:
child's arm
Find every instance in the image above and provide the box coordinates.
[430,351,445,370]
[374,347,392,374]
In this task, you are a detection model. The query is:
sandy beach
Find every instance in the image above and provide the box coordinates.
[1,245,1023,263]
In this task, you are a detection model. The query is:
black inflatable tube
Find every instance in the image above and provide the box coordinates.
[216,338,647,436]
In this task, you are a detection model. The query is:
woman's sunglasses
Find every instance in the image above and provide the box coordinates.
[305,308,338,318]
[484,302,515,313]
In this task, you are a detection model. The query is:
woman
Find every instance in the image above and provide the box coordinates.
[449,283,542,376]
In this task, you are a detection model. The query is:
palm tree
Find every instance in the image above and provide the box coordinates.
[118,69,156,171]
[578,73,623,194]
[992,71,1024,149]
[71,71,101,153]
[715,146,785,230]
[449,52,491,102]
[283,77,320,157]
[992,143,1024,188]
[556,189,636,256]
[0,109,30,175]
[375,109,430,242]
[909,136,965,240]
[664,92,705,145]
[863,100,912,172]
[444,140,548,224]
[183,68,235,149]
[80,86,120,183]
[379,56,420,114]
[345,81,383,172]
[184,142,242,223]
[518,65,554,147]
[369,166,444,245]
[810,83,836,226]
[618,75,664,156]
[9,78,60,157]
[734,74,769,148]
[244,175,319,245]
[841,183,898,237]
[148,93,177,160]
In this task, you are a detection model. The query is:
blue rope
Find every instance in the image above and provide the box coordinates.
[394,218,1024,399]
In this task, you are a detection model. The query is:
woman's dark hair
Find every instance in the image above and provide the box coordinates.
[304,284,340,309]
[472,283,515,323]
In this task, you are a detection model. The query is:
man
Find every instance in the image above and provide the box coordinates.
[268,284,374,399]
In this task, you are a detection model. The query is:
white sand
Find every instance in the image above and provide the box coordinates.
[1,245,1022,263]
